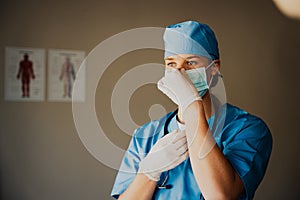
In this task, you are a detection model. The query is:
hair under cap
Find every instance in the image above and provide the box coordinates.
[163,21,219,60]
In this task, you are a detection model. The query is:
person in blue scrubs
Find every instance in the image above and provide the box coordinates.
[111,21,272,200]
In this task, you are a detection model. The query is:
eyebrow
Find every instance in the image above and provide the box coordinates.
[164,55,200,61]
[164,57,174,61]
[186,56,200,59]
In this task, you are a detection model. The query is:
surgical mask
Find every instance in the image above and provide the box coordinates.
[185,61,214,97]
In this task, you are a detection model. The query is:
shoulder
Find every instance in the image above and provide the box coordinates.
[225,104,270,129]
[221,103,272,141]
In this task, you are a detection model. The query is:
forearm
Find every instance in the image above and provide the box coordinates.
[183,101,244,199]
[118,173,156,200]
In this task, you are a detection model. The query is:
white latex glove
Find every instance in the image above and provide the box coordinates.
[138,129,189,181]
[157,68,201,112]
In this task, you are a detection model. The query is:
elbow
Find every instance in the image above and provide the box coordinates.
[203,189,241,200]
[204,174,244,199]
[204,193,235,200]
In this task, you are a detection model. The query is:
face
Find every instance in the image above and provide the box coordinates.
[165,53,220,79]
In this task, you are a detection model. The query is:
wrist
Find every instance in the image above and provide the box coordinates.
[181,95,201,113]
[138,164,161,182]
[139,171,161,182]
[183,100,203,120]
[138,172,160,183]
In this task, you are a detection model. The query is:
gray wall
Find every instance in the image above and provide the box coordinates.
[1,0,299,199]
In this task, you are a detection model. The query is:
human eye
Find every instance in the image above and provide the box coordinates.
[187,60,197,66]
[167,62,176,67]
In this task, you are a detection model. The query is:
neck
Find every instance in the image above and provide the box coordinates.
[177,93,212,123]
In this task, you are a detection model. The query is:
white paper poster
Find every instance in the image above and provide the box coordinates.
[48,49,85,102]
[5,47,45,101]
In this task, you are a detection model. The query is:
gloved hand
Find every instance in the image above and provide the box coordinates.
[157,68,201,112]
[138,129,189,181]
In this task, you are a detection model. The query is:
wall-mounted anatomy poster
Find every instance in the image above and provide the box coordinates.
[5,47,45,101]
[48,49,85,102]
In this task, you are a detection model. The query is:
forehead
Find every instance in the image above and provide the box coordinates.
[164,54,210,62]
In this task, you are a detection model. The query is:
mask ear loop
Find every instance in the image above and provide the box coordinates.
[205,61,216,88]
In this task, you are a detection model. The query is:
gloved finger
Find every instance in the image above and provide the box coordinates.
[153,138,169,149]
[157,82,171,95]
[178,150,189,160]
[171,132,186,144]
[152,129,178,149]
[172,151,189,168]
[163,153,186,170]
[157,78,165,88]
[157,79,170,94]
[164,67,177,77]
[160,149,189,172]
[157,81,169,94]
[168,69,183,80]
[157,83,179,104]
[172,130,186,143]
[172,135,187,148]
[175,141,188,155]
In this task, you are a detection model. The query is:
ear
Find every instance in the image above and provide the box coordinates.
[212,59,220,76]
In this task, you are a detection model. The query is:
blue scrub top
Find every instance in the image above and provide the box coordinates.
[111,103,272,199]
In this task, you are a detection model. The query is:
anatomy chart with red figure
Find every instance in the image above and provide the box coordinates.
[5,47,45,101]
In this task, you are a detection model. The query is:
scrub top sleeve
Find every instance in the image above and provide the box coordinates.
[222,119,273,199]
[111,131,142,199]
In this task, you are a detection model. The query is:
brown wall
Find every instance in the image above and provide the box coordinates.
[1,0,299,199]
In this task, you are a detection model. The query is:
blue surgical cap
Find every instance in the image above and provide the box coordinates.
[163,21,219,60]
